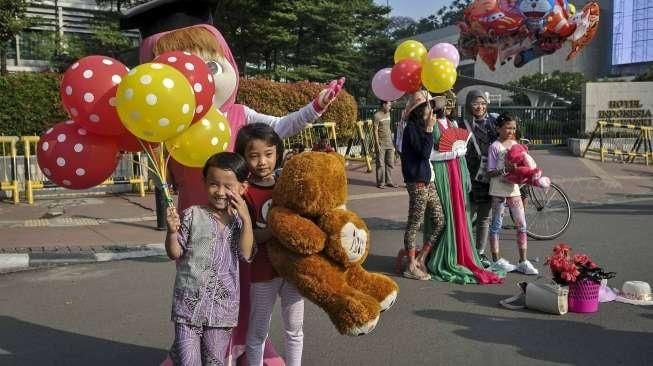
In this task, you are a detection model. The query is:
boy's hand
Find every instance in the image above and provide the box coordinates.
[226,190,250,223]
[166,206,180,233]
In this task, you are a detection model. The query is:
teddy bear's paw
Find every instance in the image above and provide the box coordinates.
[340,222,368,262]
[379,290,398,312]
[347,315,379,336]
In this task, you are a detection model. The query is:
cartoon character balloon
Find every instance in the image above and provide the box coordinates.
[458,0,600,70]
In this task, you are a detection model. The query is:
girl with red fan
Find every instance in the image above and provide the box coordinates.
[422,93,503,285]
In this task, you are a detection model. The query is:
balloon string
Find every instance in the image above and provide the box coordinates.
[136,139,173,207]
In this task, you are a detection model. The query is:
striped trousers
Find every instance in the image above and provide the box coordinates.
[246,277,304,366]
[170,323,232,366]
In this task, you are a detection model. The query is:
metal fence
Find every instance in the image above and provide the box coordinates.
[358,105,582,146]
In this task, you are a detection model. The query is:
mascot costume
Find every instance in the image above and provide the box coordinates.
[120,0,344,364]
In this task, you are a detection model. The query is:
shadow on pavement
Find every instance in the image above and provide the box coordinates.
[363,254,399,277]
[347,177,379,188]
[574,201,653,215]
[0,316,166,365]
[413,309,653,365]
[447,290,515,310]
[364,217,405,230]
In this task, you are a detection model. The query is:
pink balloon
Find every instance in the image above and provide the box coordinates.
[371,68,404,101]
[427,43,460,67]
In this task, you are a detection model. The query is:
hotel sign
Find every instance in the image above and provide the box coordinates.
[597,100,653,126]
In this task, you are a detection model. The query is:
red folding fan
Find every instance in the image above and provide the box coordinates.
[438,127,472,152]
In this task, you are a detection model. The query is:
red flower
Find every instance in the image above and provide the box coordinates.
[573,254,590,265]
[586,261,598,269]
[553,243,571,256]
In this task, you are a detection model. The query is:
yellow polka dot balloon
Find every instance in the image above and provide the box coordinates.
[394,40,428,64]
[421,57,458,93]
[165,106,232,168]
[116,63,196,142]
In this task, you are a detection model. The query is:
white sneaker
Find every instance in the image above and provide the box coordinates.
[492,258,517,273]
[516,260,539,275]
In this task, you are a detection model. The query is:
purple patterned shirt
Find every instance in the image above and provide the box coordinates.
[171,206,248,328]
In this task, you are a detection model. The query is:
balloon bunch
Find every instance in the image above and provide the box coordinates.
[372,41,460,101]
[457,0,600,71]
[37,51,231,202]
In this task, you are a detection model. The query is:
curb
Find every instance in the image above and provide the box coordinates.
[0,243,166,273]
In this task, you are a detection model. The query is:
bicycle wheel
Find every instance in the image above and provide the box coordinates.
[524,182,572,240]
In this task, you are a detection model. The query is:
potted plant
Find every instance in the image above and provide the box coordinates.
[545,243,616,313]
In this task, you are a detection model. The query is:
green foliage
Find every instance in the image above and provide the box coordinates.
[0,0,32,75]
[507,71,588,107]
[0,72,67,137]
[212,0,391,101]
[237,78,358,138]
[388,0,470,40]
[633,64,653,81]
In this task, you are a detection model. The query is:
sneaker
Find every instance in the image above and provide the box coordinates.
[516,260,539,275]
[478,253,492,268]
[491,258,517,273]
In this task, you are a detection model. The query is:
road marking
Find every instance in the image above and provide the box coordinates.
[0,254,29,270]
[348,191,406,201]
[0,216,157,228]
[578,158,622,188]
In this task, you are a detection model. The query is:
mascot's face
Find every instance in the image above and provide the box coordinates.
[206,57,238,109]
[519,0,554,18]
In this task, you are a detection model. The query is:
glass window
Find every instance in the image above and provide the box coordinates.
[635,20,645,31]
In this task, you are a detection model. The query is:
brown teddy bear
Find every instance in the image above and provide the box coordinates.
[267,151,399,335]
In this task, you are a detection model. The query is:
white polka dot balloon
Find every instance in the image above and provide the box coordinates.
[153,51,216,124]
[165,106,231,168]
[36,120,120,189]
[116,62,196,142]
[60,55,129,136]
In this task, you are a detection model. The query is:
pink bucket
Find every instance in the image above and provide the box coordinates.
[568,278,600,313]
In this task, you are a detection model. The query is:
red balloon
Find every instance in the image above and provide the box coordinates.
[60,56,129,136]
[116,131,157,153]
[153,51,216,123]
[37,121,120,189]
[390,59,422,93]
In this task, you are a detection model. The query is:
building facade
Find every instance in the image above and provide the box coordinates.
[6,0,139,72]
[410,0,652,105]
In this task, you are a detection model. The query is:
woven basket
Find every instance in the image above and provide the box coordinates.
[568,278,600,313]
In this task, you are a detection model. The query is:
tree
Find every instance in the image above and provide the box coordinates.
[0,0,32,75]
[634,64,653,81]
[387,16,417,39]
[507,71,588,107]
[212,0,391,101]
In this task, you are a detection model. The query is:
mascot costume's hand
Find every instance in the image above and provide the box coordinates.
[313,77,346,112]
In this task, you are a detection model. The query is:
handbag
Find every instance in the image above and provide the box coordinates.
[500,278,569,315]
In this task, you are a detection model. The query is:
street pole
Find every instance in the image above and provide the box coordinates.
[539,56,544,74]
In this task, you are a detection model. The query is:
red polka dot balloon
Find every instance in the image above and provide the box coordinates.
[390,59,422,93]
[37,121,120,189]
[153,51,215,123]
[116,131,157,153]
[60,55,129,136]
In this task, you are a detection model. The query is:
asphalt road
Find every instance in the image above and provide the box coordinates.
[1,200,652,366]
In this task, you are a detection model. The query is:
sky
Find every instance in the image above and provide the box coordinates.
[373,0,451,20]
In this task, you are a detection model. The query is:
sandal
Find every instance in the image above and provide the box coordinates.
[386,183,399,188]
[403,265,431,281]
[377,184,385,189]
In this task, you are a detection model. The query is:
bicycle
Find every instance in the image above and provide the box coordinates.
[472,139,573,240]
